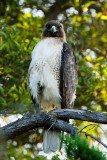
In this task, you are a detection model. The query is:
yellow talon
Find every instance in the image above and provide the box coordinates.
[41,105,56,113]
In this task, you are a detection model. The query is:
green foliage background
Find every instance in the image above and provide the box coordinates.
[61,134,106,160]
[0,0,107,159]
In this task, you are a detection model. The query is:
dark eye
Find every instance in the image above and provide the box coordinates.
[46,25,50,29]
[58,25,62,29]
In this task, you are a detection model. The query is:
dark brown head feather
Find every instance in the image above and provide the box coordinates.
[42,20,66,41]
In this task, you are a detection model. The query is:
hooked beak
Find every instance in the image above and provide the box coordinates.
[51,26,57,33]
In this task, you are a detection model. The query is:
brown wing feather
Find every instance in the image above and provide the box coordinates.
[60,42,77,109]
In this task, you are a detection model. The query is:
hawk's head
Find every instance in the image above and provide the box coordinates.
[42,20,66,41]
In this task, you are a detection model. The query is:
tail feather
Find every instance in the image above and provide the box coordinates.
[43,129,60,153]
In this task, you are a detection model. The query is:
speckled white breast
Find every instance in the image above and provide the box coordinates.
[28,38,63,109]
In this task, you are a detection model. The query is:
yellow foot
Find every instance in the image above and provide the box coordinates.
[41,105,56,113]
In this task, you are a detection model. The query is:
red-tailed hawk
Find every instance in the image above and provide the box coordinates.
[28,20,77,153]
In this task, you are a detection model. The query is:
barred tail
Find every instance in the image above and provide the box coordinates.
[43,129,60,153]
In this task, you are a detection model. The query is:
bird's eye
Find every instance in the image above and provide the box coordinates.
[46,25,50,29]
[58,25,62,29]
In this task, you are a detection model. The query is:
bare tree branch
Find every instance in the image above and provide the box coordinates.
[51,109,107,124]
[84,132,107,148]
[79,124,107,148]
[0,112,78,140]
[79,123,107,138]
[0,109,107,148]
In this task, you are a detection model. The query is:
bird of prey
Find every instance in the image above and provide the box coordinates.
[28,20,77,153]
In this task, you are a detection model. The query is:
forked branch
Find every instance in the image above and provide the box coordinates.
[0,109,107,148]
